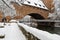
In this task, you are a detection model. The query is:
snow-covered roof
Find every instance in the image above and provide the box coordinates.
[3,0,48,10]
[23,0,48,10]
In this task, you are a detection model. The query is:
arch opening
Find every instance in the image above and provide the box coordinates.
[28,13,45,19]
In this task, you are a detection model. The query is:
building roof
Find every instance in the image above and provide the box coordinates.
[1,0,54,11]
[23,0,48,10]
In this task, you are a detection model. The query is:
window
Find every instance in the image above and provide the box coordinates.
[43,6,45,8]
[27,1,30,4]
[39,4,41,6]
[34,3,37,5]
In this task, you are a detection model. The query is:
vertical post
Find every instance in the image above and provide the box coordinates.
[2,12,6,25]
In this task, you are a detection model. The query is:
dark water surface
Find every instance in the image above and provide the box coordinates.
[37,26,60,35]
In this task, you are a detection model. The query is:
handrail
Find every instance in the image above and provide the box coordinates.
[19,19,60,22]
[18,23,60,40]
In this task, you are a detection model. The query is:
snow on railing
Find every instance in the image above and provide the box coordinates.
[18,23,60,40]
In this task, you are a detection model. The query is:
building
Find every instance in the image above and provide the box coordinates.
[0,0,54,21]
[13,0,54,19]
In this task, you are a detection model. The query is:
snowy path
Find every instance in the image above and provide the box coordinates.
[18,23,60,40]
[0,39,4,40]
[0,23,26,40]
[0,22,60,40]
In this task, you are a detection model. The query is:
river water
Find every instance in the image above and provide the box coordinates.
[37,25,60,35]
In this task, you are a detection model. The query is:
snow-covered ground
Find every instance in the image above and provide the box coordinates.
[0,22,60,40]
[0,23,26,40]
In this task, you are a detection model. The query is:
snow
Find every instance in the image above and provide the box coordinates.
[0,22,60,40]
[18,23,60,40]
[0,23,26,40]
[3,0,23,9]
[23,0,48,10]
[49,0,60,27]
[3,0,15,9]
[0,0,16,17]
[0,23,5,37]
[3,0,48,10]
[10,20,18,23]
[0,28,5,37]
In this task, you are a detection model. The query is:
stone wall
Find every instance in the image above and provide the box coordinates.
[13,3,49,19]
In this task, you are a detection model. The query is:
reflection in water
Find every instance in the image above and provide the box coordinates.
[37,25,60,35]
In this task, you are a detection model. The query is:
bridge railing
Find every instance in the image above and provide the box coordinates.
[18,23,60,40]
[19,19,60,22]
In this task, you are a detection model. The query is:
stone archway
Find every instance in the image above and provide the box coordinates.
[28,13,45,20]
[28,13,54,31]
[20,13,45,28]
[28,13,45,28]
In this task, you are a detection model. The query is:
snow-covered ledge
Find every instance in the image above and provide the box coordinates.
[18,23,60,40]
